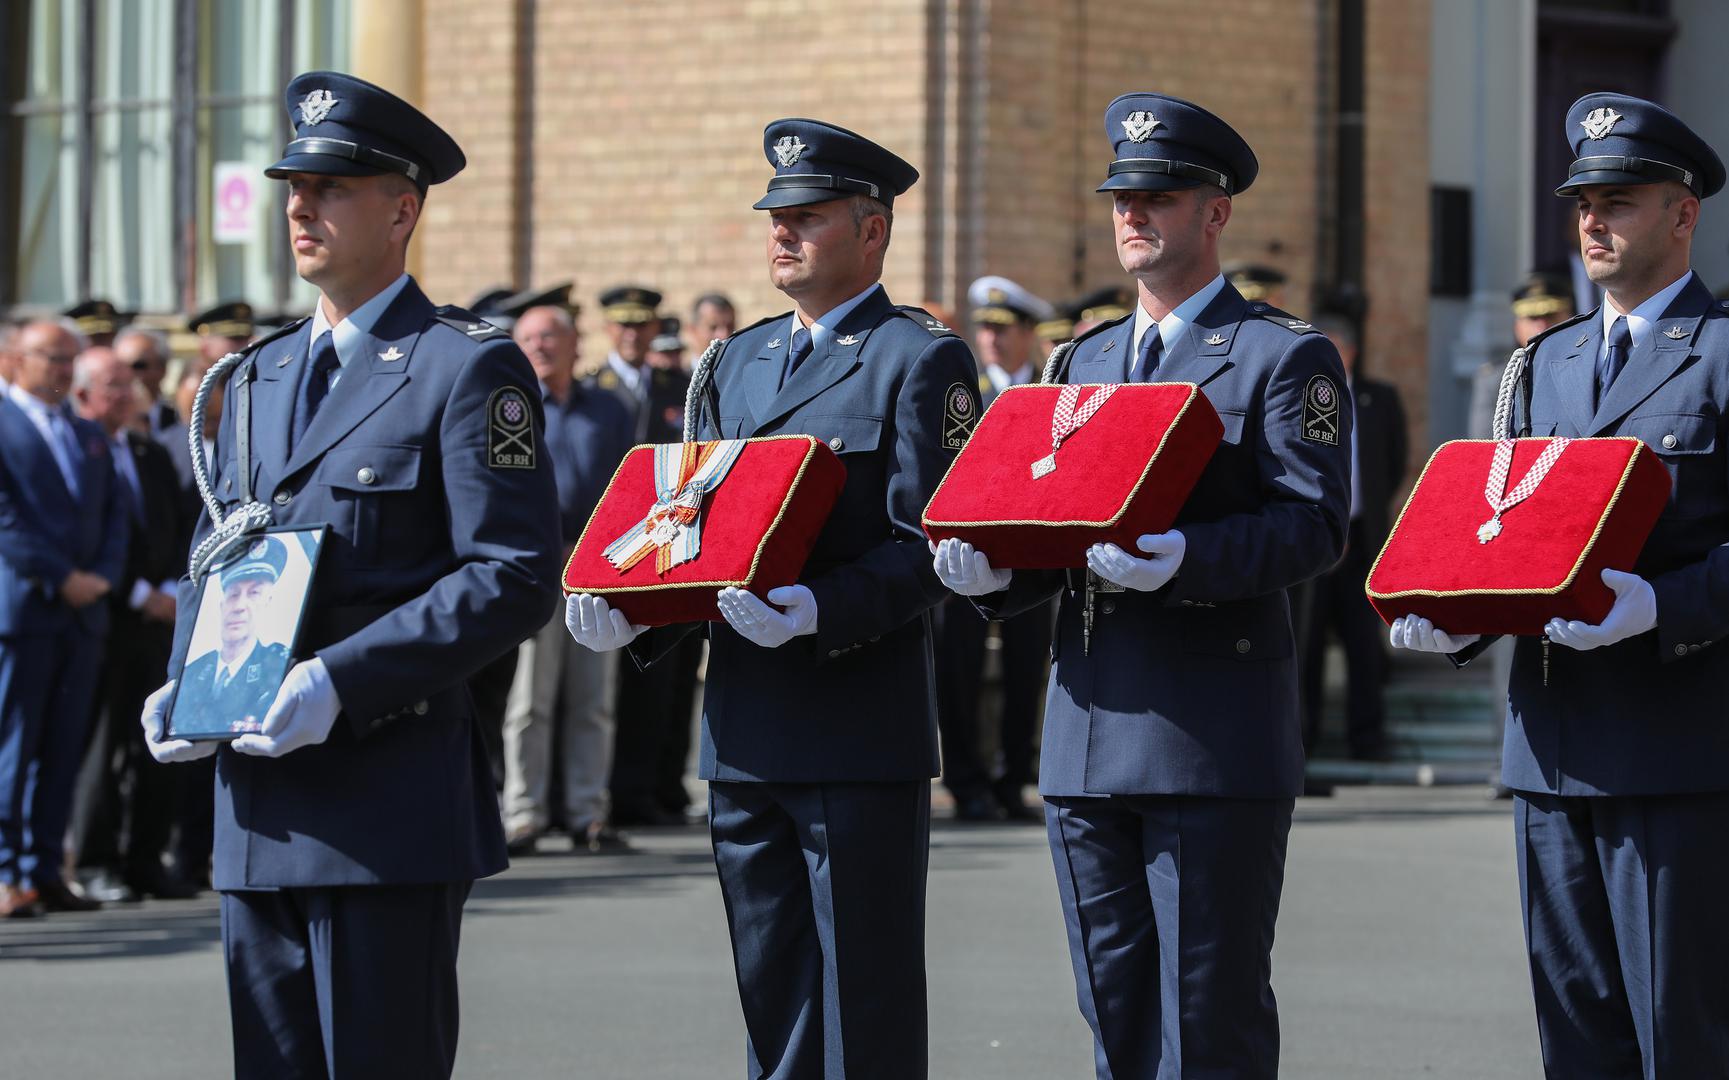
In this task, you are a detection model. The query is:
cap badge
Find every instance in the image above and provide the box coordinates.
[298,89,339,126]
[1663,325,1687,340]
[1122,111,1161,143]
[773,135,807,168]
[1205,333,1227,346]
[1581,107,1623,141]
[379,346,405,361]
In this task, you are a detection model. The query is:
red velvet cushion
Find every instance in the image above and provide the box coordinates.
[563,436,847,626]
[922,383,1223,568]
[1366,438,1670,635]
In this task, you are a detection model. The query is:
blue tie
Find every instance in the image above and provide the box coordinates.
[49,408,83,497]
[291,335,341,453]
[1596,316,1631,411]
[1130,326,1164,382]
[781,327,813,389]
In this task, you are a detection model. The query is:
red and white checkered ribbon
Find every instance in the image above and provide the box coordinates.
[1050,384,1119,453]
[1480,437,1571,540]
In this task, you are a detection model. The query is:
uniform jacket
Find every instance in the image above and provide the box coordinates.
[632,284,981,783]
[1492,273,1729,796]
[588,362,690,447]
[980,283,1353,798]
[173,279,561,889]
[0,398,127,638]
[175,640,290,735]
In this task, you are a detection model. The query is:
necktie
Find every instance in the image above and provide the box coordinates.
[1596,316,1631,410]
[49,408,82,497]
[291,335,341,452]
[114,440,144,524]
[781,327,812,389]
[1130,325,1164,382]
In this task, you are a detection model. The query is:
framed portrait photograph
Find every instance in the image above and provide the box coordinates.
[165,527,326,741]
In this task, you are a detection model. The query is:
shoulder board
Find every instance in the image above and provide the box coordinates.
[1522,308,1594,352]
[238,317,309,360]
[1069,312,1131,346]
[894,305,959,337]
[1244,302,1321,334]
[432,305,512,341]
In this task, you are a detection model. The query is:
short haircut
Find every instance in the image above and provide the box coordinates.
[692,293,734,318]
[850,195,893,253]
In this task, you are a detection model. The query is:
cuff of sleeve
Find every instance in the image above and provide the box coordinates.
[128,579,153,610]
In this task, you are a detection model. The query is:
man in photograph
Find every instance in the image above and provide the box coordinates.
[175,536,291,735]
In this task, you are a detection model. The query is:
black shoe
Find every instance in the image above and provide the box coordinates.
[992,781,1042,823]
[126,867,200,901]
[612,805,686,828]
[80,868,139,904]
[36,878,102,913]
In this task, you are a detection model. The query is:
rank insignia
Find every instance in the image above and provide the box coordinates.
[767,339,783,349]
[487,387,536,470]
[298,89,339,126]
[1302,375,1340,446]
[836,334,860,346]
[1580,106,1623,141]
[943,382,978,450]
[1204,333,1227,346]
[1576,334,1591,348]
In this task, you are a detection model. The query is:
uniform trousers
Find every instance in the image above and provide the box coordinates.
[1515,791,1729,1079]
[502,610,616,835]
[709,780,930,1080]
[1045,794,1293,1080]
[222,881,469,1079]
[0,626,103,887]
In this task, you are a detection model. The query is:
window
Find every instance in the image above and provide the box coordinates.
[2,0,351,318]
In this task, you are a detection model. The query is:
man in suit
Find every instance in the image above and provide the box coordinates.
[69,346,196,902]
[933,275,1057,821]
[569,118,980,1078]
[173,537,293,737]
[935,92,1352,1078]
[689,292,737,349]
[1393,92,1729,1077]
[1300,311,1407,761]
[114,327,178,436]
[138,71,559,1077]
[0,321,129,919]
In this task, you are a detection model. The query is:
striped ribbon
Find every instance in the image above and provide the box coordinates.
[605,440,747,574]
[1478,437,1571,542]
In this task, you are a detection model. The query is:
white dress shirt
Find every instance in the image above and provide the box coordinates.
[1131,273,1229,364]
[306,272,413,390]
[1600,270,1695,363]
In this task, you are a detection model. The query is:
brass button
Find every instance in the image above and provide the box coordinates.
[828,436,844,452]
[273,489,291,506]
[1676,644,1689,657]
[1662,434,1678,450]
[1235,639,1251,654]
[357,467,378,485]
[413,700,429,716]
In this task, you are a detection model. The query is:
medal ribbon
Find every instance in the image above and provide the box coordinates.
[1049,384,1119,455]
[605,439,747,574]
[1481,437,1571,533]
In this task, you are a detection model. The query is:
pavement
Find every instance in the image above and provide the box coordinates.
[0,786,1544,1078]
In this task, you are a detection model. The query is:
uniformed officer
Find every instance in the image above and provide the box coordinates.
[1223,260,1289,307]
[933,275,1056,821]
[1068,283,1134,337]
[934,92,1352,1078]
[192,301,258,369]
[1036,297,1080,353]
[62,299,130,348]
[174,536,291,735]
[1392,92,1729,1077]
[568,117,980,1079]
[137,71,559,1077]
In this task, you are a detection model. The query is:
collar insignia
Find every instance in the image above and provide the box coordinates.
[277,354,293,367]
[1663,325,1687,340]
[836,334,860,346]
[1581,107,1623,141]
[379,346,405,361]
[298,89,339,126]
[1204,333,1227,346]
[1575,334,1591,347]
[1122,111,1160,143]
[773,135,807,168]
[767,338,783,349]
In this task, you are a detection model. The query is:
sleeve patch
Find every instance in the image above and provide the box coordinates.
[943,381,979,450]
[488,386,537,469]
[1302,375,1341,445]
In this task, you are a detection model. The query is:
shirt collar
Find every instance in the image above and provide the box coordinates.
[6,383,66,423]
[987,362,1033,393]
[308,272,413,370]
[1602,270,1694,356]
[1133,273,1228,355]
[791,283,883,353]
[607,353,645,395]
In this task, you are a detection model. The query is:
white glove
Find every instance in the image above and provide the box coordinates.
[717,585,818,648]
[565,593,646,652]
[1545,569,1657,651]
[1388,615,1481,653]
[232,658,342,758]
[931,538,1012,597]
[140,680,218,764]
[1086,531,1186,593]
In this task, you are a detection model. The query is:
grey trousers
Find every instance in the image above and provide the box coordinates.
[502,611,617,834]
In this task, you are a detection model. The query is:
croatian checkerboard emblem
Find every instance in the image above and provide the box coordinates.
[1302,375,1339,445]
[943,382,977,450]
[1122,111,1160,143]
[1581,107,1623,141]
[298,89,339,126]
[487,387,535,470]
[774,135,807,167]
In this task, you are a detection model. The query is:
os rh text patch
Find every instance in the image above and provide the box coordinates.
[487,386,537,470]
[943,382,978,450]
[1302,375,1340,446]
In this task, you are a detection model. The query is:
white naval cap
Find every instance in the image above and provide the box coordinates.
[968,275,1054,325]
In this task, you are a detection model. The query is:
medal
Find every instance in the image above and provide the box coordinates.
[1033,384,1119,479]
[1479,437,1571,544]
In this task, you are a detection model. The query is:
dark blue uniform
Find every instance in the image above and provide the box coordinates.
[166,71,560,1078]
[977,93,1352,1080]
[624,118,980,1080]
[1438,93,1729,1078]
